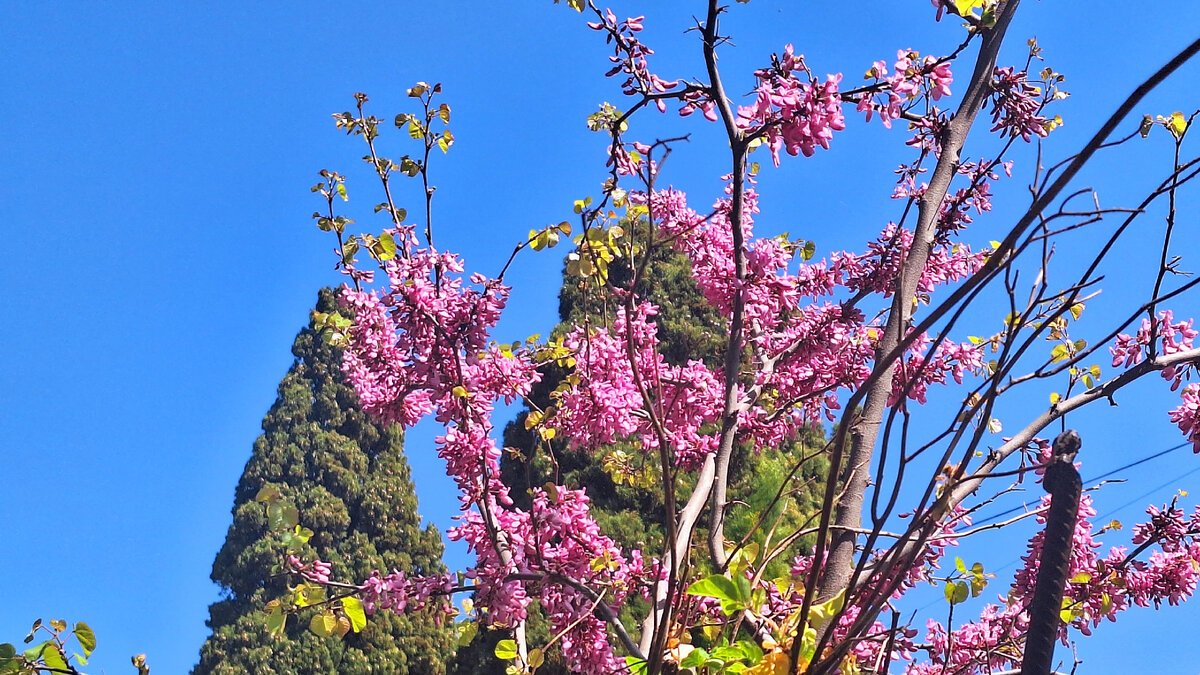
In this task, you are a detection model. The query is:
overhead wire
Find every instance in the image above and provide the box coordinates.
[971,441,1191,526]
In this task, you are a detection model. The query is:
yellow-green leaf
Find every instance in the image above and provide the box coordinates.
[456,621,478,647]
[40,645,68,671]
[494,638,519,660]
[342,597,367,633]
[74,623,96,657]
[954,0,982,16]
[310,612,338,637]
[1168,111,1187,139]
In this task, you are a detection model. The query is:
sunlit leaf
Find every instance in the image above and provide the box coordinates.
[456,621,478,647]
[342,597,367,633]
[1168,111,1187,139]
[309,612,338,637]
[75,622,96,657]
[494,639,519,660]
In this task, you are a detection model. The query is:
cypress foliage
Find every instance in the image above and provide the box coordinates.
[195,288,453,675]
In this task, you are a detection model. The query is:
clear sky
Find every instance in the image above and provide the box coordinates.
[4,2,1200,673]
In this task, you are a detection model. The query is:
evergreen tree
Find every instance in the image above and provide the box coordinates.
[196,288,453,675]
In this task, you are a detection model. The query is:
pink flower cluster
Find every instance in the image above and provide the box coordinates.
[360,569,456,615]
[856,49,953,131]
[451,486,647,674]
[735,44,847,165]
[587,9,679,110]
[936,159,1012,237]
[1110,310,1198,385]
[989,66,1050,141]
[890,333,986,406]
[1169,384,1200,452]
[833,223,988,299]
[1108,311,1200,449]
[287,555,332,584]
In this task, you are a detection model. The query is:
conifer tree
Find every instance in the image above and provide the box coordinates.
[195,288,453,674]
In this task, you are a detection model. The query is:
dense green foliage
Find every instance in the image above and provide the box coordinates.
[454,247,828,673]
[195,288,453,675]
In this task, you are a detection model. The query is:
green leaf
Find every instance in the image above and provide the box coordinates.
[268,502,300,531]
[1168,111,1187,139]
[75,653,89,666]
[266,604,286,637]
[24,641,51,662]
[809,589,846,628]
[309,612,338,637]
[801,240,816,261]
[527,648,545,668]
[953,0,983,17]
[336,183,348,201]
[686,574,742,603]
[1050,344,1069,363]
[255,486,281,503]
[456,621,478,647]
[678,648,709,669]
[342,597,367,633]
[945,580,969,605]
[49,620,66,633]
[494,638,519,660]
[373,232,398,261]
[75,622,96,657]
[566,0,584,11]
[0,644,14,664]
[41,645,68,671]
[738,638,764,664]
[624,656,648,675]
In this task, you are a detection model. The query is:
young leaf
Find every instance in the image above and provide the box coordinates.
[456,620,478,647]
[1168,111,1187,139]
[266,604,287,637]
[944,580,969,605]
[309,612,338,637]
[342,597,367,633]
[255,486,281,504]
[494,638,519,660]
[686,574,741,604]
[74,622,96,657]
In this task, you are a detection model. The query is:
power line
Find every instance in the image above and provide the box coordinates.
[972,441,1191,526]
[1096,463,1200,521]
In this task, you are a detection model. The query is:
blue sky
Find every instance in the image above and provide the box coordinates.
[3,2,1200,673]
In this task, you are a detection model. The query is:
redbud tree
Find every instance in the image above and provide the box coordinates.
[278,1,1200,674]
